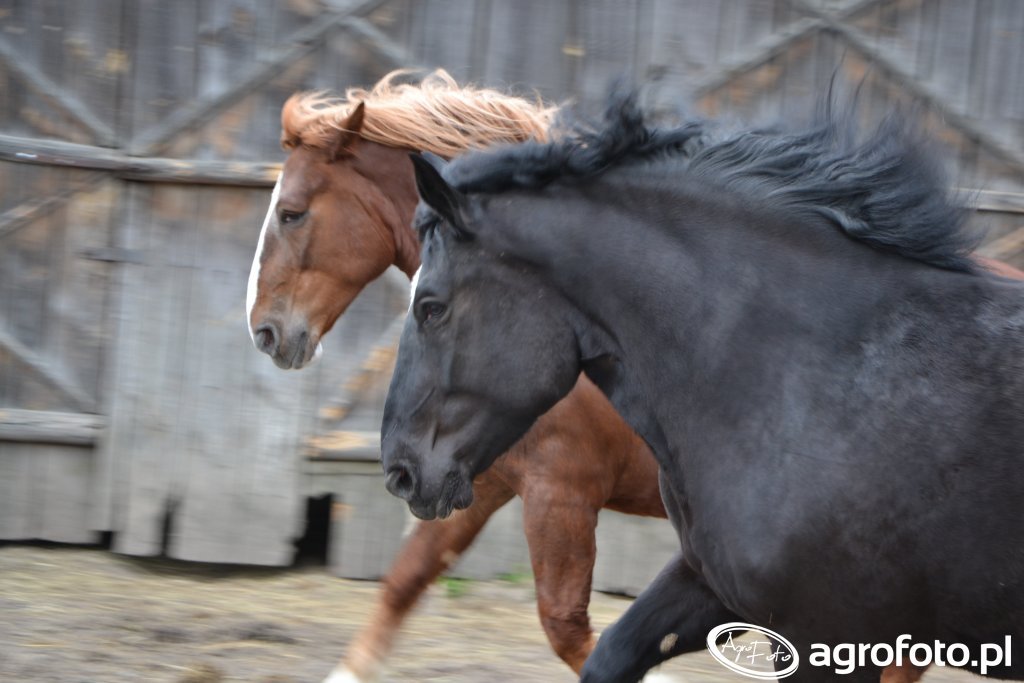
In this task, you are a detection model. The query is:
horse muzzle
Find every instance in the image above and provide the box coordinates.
[382,448,474,521]
[251,318,320,369]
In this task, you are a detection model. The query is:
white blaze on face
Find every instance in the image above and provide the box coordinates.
[408,266,422,310]
[246,173,283,343]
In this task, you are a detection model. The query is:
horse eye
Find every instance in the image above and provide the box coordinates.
[279,209,306,225]
[419,300,447,323]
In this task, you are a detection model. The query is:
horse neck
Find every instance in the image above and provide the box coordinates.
[491,178,970,462]
[350,140,423,278]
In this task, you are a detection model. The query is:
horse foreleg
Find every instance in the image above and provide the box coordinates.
[580,552,738,683]
[325,470,515,683]
[522,492,600,673]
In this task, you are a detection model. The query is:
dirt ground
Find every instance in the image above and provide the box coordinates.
[0,545,982,683]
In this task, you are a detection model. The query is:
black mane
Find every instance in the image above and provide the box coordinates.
[442,90,980,272]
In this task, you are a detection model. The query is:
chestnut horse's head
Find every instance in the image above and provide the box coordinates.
[247,70,557,369]
[246,102,420,369]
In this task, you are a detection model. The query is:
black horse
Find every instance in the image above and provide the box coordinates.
[380,92,1024,681]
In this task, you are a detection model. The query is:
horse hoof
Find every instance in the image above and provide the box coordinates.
[322,666,378,683]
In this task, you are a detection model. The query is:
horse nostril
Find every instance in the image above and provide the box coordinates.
[385,464,417,501]
[254,323,279,355]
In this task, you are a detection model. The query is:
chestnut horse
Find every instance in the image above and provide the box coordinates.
[247,71,666,683]
[247,70,1020,683]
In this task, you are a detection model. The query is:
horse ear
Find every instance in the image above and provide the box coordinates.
[330,101,365,162]
[409,153,472,238]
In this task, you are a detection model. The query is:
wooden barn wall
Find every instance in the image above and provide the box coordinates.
[0,0,1021,580]
[0,0,410,563]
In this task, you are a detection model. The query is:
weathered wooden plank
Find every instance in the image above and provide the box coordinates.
[977,224,1024,261]
[690,0,913,104]
[0,167,57,410]
[792,0,1024,178]
[0,409,105,446]
[236,187,321,563]
[307,430,382,462]
[978,0,1024,150]
[124,0,199,145]
[691,16,822,102]
[307,313,404,454]
[34,445,100,543]
[778,33,818,123]
[0,168,99,417]
[131,0,394,156]
[173,223,251,561]
[735,0,785,66]
[90,179,135,533]
[322,480,529,583]
[484,0,575,100]
[0,316,96,412]
[305,264,408,430]
[172,185,307,565]
[0,171,106,240]
[313,21,395,101]
[577,0,640,106]
[0,443,36,538]
[593,509,678,596]
[64,0,126,137]
[32,173,113,419]
[910,0,940,81]
[339,15,423,73]
[0,428,96,544]
[36,169,112,533]
[640,0,725,112]
[406,0,477,81]
[972,190,1024,215]
[0,134,281,185]
[930,0,977,116]
[328,468,410,579]
[0,34,115,145]
[109,183,196,556]
[716,0,741,63]
[1,0,126,144]
[450,497,530,581]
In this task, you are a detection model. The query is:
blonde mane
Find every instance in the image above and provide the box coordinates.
[280,69,559,158]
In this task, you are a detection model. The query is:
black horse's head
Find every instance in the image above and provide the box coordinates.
[380,155,582,520]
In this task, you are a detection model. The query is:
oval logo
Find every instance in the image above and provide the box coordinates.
[706,622,800,679]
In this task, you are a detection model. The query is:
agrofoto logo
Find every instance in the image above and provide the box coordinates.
[707,623,1014,678]
[706,622,800,679]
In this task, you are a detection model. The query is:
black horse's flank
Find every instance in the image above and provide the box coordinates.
[385,88,1024,682]
[433,90,979,271]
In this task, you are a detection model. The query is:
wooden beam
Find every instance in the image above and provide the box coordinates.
[0,36,116,147]
[971,190,1024,215]
[691,17,825,100]
[130,0,397,156]
[304,430,381,461]
[4,134,1019,215]
[117,158,281,186]
[690,0,889,100]
[0,134,281,187]
[977,225,1024,260]
[788,0,1024,177]
[317,304,405,428]
[339,16,425,71]
[0,172,107,240]
[0,325,96,413]
[0,409,104,446]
